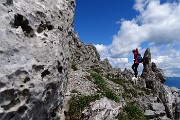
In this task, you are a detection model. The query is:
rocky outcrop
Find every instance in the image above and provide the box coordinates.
[70,38,100,67]
[0,0,75,119]
[142,48,180,120]
[67,34,180,120]
[142,48,165,90]
[81,97,120,120]
[65,32,180,120]
[159,86,180,119]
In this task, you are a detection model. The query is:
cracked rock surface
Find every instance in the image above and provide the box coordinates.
[0,0,75,119]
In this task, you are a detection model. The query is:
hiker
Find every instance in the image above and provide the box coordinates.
[132,48,139,78]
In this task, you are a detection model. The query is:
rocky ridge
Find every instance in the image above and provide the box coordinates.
[64,35,180,120]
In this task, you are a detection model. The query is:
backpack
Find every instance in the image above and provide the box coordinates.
[138,53,143,63]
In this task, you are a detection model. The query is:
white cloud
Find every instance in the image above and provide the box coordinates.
[95,0,180,77]
[94,44,109,59]
[110,20,148,57]
[95,44,107,53]
[151,48,180,76]
[134,0,151,12]
[108,57,130,70]
[151,56,169,63]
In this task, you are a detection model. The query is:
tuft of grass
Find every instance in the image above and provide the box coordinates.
[106,73,123,82]
[103,89,119,102]
[107,73,142,99]
[84,75,91,81]
[67,94,101,120]
[90,72,119,102]
[137,87,156,95]
[90,66,101,73]
[90,72,106,89]
[71,64,78,71]
[127,88,138,97]
[117,102,147,120]
[117,112,129,120]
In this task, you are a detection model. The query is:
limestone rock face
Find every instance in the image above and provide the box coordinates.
[151,62,166,83]
[100,58,112,72]
[141,48,180,119]
[82,97,120,120]
[159,86,180,119]
[141,48,165,90]
[0,0,75,119]
[70,35,116,75]
[70,39,100,70]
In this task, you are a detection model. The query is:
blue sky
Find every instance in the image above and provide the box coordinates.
[75,0,137,45]
[75,0,180,77]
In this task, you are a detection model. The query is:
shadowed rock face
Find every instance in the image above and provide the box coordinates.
[142,48,152,72]
[0,0,75,119]
[142,48,180,119]
[141,48,165,89]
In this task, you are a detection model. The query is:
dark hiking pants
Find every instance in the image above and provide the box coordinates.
[132,63,139,78]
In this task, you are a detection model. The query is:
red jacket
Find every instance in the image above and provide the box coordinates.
[133,49,139,64]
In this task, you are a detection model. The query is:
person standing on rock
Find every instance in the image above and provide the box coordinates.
[132,48,139,78]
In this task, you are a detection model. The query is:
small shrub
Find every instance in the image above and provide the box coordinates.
[117,112,128,120]
[127,88,138,97]
[103,89,119,102]
[71,64,78,71]
[122,92,132,99]
[106,74,124,85]
[90,72,119,102]
[90,72,106,89]
[84,75,91,81]
[67,94,101,120]
[90,66,101,73]
[117,102,147,120]
[141,87,156,95]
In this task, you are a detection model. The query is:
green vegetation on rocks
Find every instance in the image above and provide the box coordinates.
[117,102,147,120]
[67,94,101,120]
[71,64,78,71]
[90,72,119,102]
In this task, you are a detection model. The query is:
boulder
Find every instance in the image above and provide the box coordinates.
[82,97,120,120]
[144,110,155,119]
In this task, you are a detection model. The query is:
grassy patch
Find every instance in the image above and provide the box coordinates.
[90,66,101,74]
[84,75,91,81]
[90,72,106,89]
[106,73,127,90]
[103,89,119,102]
[135,86,156,95]
[117,102,147,120]
[117,112,129,120]
[67,94,101,120]
[71,64,78,71]
[126,88,138,97]
[90,72,119,102]
[106,73,141,99]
